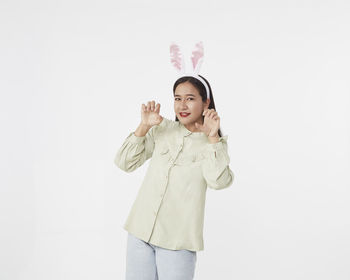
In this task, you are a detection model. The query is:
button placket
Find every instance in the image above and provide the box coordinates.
[173,140,184,165]
[153,161,171,216]
[148,138,187,242]
[153,139,185,219]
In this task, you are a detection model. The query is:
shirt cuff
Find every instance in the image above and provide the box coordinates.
[127,132,146,144]
[206,135,228,152]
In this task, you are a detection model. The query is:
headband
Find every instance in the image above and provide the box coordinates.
[169,41,210,100]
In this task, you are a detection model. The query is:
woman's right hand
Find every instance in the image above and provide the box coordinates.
[141,100,163,127]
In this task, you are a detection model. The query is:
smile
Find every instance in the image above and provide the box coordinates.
[179,113,191,117]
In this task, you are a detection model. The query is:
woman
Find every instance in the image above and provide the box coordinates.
[115,74,234,280]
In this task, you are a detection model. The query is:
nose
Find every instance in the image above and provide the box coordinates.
[180,99,188,108]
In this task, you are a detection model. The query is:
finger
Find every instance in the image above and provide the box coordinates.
[151,100,155,111]
[207,110,215,119]
[142,104,146,112]
[203,108,214,117]
[202,109,208,116]
[147,101,151,112]
[155,103,160,113]
[210,109,218,118]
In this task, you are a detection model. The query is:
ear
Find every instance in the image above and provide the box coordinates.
[204,98,210,109]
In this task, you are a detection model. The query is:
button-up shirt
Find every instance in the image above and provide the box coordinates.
[114,116,234,251]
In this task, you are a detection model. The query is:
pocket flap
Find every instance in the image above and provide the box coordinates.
[160,147,169,155]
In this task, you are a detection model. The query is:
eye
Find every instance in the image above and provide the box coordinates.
[174,97,194,101]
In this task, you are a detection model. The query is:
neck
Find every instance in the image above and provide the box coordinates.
[184,118,203,133]
[185,124,200,132]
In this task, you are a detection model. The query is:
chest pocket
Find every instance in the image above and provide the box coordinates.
[155,143,206,166]
[154,145,171,162]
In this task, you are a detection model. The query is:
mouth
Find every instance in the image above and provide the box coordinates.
[179,112,191,118]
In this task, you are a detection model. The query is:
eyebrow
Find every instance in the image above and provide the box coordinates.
[174,94,196,97]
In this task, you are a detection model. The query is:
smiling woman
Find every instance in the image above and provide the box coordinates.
[115,41,233,280]
[173,75,223,138]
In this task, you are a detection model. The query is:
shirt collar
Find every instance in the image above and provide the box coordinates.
[176,120,229,142]
[177,121,207,138]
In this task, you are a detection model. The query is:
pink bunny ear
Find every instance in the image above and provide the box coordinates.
[170,42,185,73]
[191,41,204,74]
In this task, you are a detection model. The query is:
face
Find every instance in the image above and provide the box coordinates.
[174,81,210,130]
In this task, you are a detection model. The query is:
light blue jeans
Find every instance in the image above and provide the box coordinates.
[126,232,197,280]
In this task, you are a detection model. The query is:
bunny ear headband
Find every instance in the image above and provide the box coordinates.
[169,41,210,100]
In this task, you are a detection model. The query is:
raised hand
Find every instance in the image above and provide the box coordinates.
[194,108,220,137]
[141,100,163,127]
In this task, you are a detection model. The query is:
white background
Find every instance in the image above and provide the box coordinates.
[1,0,350,279]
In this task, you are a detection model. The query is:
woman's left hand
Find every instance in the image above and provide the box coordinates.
[194,108,220,137]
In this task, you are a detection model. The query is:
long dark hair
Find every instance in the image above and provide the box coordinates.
[172,75,223,137]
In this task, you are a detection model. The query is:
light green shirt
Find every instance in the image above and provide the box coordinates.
[114,116,234,251]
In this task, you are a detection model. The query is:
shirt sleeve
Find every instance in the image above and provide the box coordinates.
[114,117,170,172]
[114,124,158,173]
[201,135,234,190]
